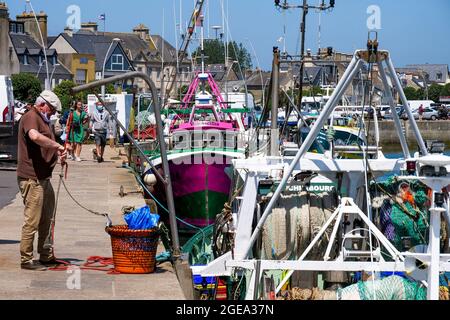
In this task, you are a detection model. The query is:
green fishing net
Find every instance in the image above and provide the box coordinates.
[390,202,429,250]
[338,276,426,300]
[376,178,430,251]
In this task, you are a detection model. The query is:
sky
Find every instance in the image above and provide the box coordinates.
[5,0,450,71]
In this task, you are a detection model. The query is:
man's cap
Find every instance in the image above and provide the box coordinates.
[40,90,62,112]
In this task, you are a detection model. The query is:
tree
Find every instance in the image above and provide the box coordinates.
[53,80,76,112]
[54,80,116,112]
[440,83,450,98]
[415,87,425,100]
[227,41,253,72]
[11,73,42,103]
[428,83,443,102]
[403,87,418,100]
[193,40,253,76]
[194,39,225,65]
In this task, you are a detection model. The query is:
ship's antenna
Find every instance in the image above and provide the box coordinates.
[274,0,335,117]
[26,0,50,89]
[173,0,179,95]
[162,8,165,82]
[318,0,322,52]
[200,13,205,75]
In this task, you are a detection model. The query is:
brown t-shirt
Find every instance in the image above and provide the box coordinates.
[17,108,57,180]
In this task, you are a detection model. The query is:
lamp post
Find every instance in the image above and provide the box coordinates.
[101,38,121,99]
[419,69,429,100]
[36,60,47,77]
[36,60,51,89]
[26,0,49,89]
[49,63,60,89]
[224,60,238,95]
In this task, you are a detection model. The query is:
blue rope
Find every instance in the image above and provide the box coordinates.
[123,165,203,230]
[156,251,171,263]
[123,164,208,253]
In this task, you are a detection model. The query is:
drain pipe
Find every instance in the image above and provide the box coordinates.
[72,71,181,256]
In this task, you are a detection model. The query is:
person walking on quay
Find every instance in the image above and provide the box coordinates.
[90,101,109,163]
[17,90,68,271]
[107,110,118,150]
[68,100,88,162]
[418,104,424,121]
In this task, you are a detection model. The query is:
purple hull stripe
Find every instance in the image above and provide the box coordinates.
[179,217,215,228]
[207,163,232,194]
[169,161,231,198]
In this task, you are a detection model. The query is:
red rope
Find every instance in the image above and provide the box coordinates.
[48,256,120,274]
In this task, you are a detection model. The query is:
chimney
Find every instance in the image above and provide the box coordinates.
[16,10,48,46]
[0,2,11,75]
[133,23,150,41]
[81,22,98,33]
[64,26,73,37]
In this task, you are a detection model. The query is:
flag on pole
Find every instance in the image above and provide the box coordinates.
[98,14,106,21]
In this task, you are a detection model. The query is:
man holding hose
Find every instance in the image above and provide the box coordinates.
[17,90,68,271]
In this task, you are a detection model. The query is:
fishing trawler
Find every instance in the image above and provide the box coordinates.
[189,42,450,300]
[141,15,247,237]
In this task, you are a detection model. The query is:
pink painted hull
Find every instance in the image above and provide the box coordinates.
[169,160,231,198]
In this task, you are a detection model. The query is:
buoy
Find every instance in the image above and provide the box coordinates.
[144,173,157,186]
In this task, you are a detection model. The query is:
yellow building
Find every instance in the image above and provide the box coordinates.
[69,53,96,84]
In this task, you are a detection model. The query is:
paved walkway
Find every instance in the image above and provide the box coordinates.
[0,145,184,300]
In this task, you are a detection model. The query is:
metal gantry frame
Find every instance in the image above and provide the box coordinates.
[192,49,450,300]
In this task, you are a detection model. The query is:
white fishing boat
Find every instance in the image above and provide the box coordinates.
[190,45,450,301]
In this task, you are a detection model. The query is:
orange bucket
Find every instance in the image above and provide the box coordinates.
[106,225,160,274]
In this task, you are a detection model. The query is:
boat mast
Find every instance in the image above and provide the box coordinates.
[165,0,206,98]
[200,15,205,75]
[275,0,335,114]
[199,13,206,94]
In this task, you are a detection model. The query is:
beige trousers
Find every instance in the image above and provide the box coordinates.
[18,178,55,264]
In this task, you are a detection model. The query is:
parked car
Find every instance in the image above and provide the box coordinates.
[383,106,403,120]
[0,75,18,166]
[379,106,391,119]
[400,107,439,120]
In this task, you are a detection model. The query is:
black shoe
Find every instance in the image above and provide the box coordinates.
[21,261,47,271]
[39,258,63,267]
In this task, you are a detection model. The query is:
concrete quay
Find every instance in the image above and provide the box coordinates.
[0,145,185,300]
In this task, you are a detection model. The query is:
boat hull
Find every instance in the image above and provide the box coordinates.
[147,153,238,239]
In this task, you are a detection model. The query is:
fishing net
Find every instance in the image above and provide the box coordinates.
[136,111,156,129]
[261,193,303,260]
[337,275,426,300]
[261,191,337,260]
[375,179,430,251]
[390,202,428,249]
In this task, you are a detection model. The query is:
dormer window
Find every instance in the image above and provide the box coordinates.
[23,54,29,65]
[9,22,24,34]
[111,54,124,71]
[39,55,43,65]
[437,72,442,81]
[52,55,57,65]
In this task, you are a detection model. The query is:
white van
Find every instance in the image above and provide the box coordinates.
[0,75,15,122]
[407,100,434,112]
